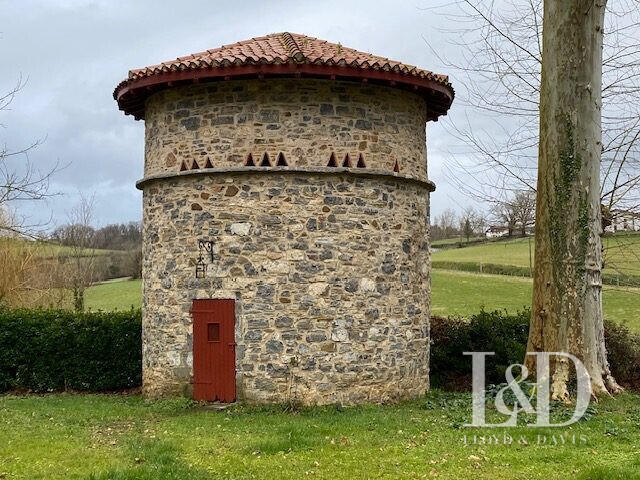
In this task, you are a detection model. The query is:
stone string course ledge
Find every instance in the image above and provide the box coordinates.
[136,166,436,192]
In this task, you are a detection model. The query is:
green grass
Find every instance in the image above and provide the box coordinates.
[431,270,640,331]
[0,391,639,479]
[35,243,117,258]
[85,272,640,331]
[1,238,118,259]
[86,279,142,311]
[432,233,640,277]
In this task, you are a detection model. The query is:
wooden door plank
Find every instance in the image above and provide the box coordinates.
[192,299,236,402]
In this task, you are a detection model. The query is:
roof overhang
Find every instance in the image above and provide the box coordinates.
[114,63,455,121]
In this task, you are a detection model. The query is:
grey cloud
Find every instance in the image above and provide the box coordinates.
[0,0,470,227]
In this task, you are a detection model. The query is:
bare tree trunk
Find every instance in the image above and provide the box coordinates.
[73,286,85,312]
[527,0,622,399]
[61,194,97,313]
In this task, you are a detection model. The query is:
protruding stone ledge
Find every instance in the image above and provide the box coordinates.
[135,166,436,192]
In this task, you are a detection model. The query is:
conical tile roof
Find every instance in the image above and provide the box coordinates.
[114,32,454,120]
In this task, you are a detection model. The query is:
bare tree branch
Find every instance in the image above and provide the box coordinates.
[430,0,640,215]
[0,74,61,237]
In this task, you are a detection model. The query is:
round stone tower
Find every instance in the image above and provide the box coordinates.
[114,33,454,405]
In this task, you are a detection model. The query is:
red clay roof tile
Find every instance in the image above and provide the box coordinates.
[114,32,454,120]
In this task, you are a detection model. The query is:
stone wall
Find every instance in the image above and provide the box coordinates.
[143,78,429,182]
[142,172,431,404]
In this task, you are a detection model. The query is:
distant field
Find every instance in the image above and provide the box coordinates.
[432,270,640,331]
[432,233,640,277]
[1,238,118,258]
[36,242,118,258]
[85,272,640,331]
[86,279,141,311]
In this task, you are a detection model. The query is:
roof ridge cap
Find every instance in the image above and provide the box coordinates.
[281,32,305,62]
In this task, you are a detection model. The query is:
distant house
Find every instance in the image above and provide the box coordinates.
[485,225,510,238]
[606,210,640,233]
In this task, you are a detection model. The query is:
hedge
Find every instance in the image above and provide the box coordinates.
[431,309,640,392]
[430,310,530,389]
[0,308,141,393]
[432,260,640,287]
[1,306,637,395]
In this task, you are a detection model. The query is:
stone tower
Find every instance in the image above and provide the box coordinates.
[114,33,454,405]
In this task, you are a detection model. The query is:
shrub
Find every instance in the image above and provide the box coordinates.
[430,309,530,390]
[0,307,141,392]
[431,260,533,278]
[604,319,640,391]
[431,310,640,392]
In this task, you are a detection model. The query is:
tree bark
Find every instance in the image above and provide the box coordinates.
[526,0,622,399]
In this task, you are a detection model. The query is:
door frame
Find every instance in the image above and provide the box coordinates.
[191,298,237,402]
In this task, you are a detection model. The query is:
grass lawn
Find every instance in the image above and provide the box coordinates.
[1,392,640,479]
[432,233,640,277]
[432,270,640,331]
[84,273,640,331]
[86,279,142,311]
[1,238,118,259]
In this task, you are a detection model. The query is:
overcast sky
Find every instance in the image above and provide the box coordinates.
[0,0,475,229]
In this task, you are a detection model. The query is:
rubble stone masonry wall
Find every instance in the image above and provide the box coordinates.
[140,78,433,404]
[143,78,429,181]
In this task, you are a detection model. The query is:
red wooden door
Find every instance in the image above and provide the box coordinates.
[191,299,236,402]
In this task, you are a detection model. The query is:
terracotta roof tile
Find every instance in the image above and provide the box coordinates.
[114,32,454,120]
[126,33,449,83]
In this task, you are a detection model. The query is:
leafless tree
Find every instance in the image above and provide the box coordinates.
[58,194,98,311]
[494,190,537,236]
[0,224,69,308]
[513,191,536,236]
[431,208,459,240]
[527,0,621,398]
[1,76,59,237]
[472,209,487,237]
[429,0,630,397]
[459,206,485,241]
[429,0,640,215]
[460,212,474,242]
[490,201,518,237]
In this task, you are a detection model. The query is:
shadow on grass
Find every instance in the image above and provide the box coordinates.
[86,439,210,480]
